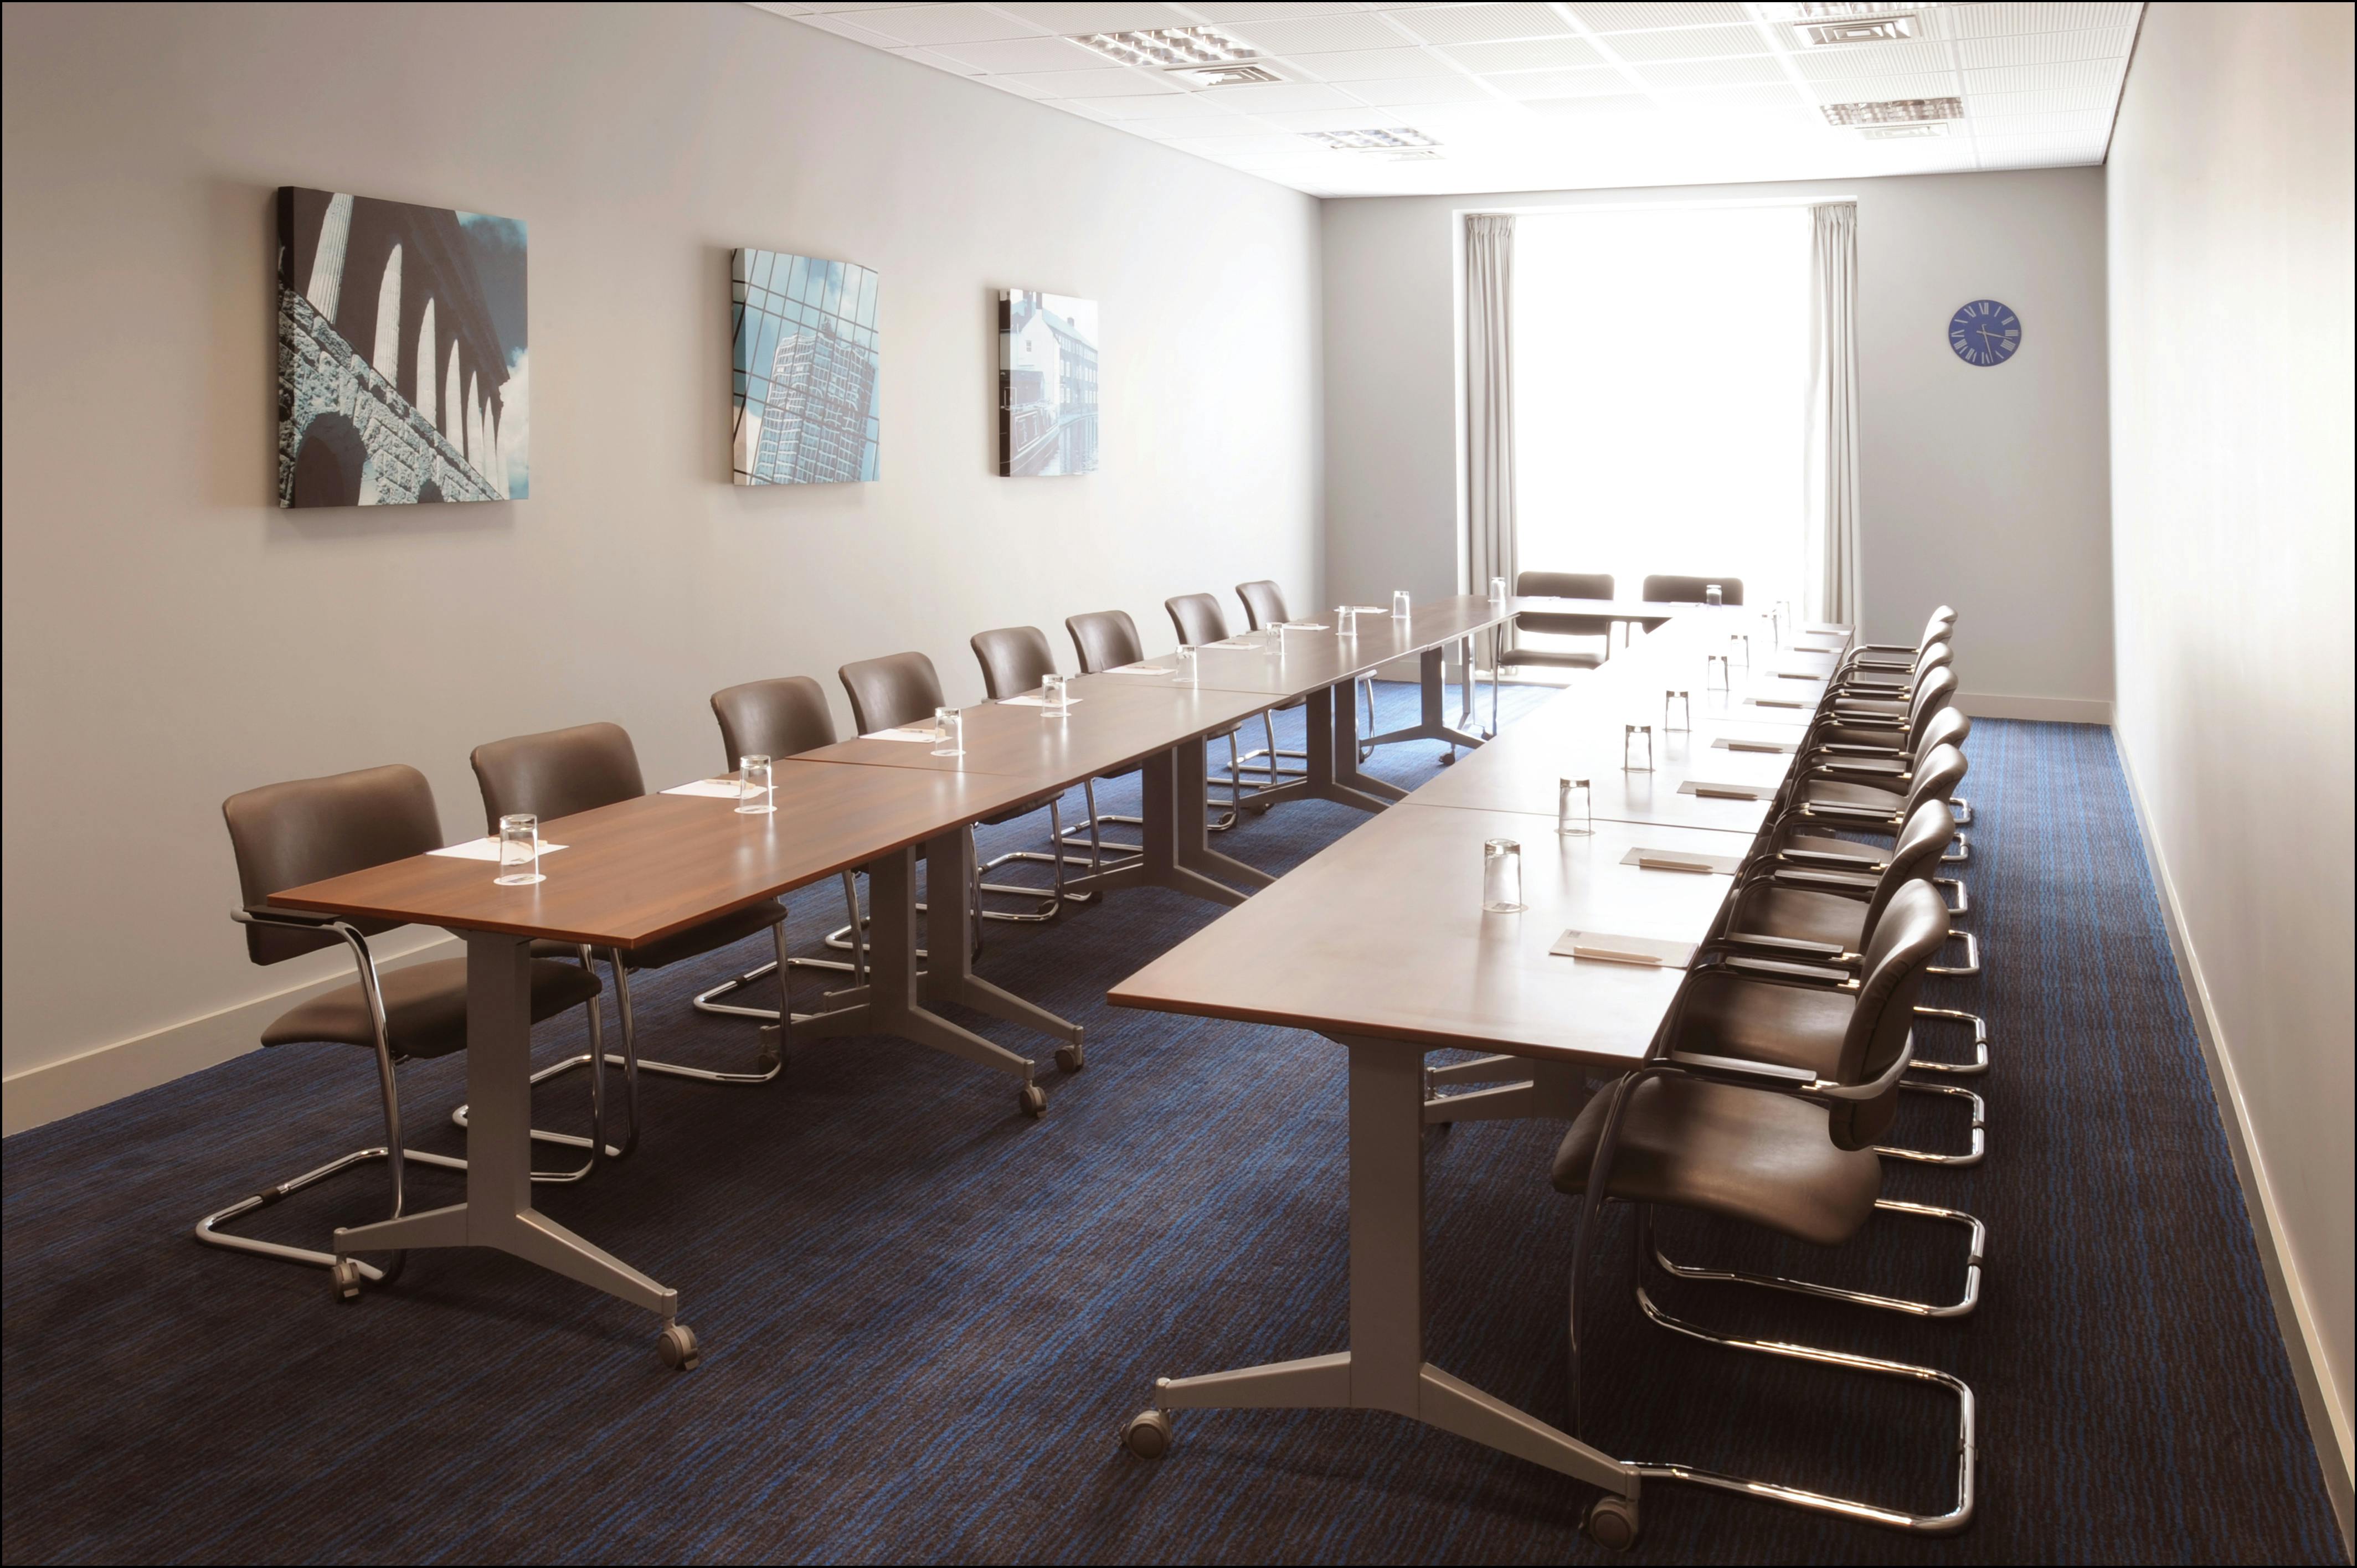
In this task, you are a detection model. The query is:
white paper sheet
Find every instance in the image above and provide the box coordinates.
[662,779,753,799]
[1551,930,1695,968]
[1205,638,1257,649]
[862,727,941,743]
[429,837,568,860]
[1107,662,1172,675]
[1000,694,1084,708]
[1679,780,1768,801]
[1621,847,1741,874]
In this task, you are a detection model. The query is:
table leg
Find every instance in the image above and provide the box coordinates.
[1246,684,1399,813]
[1330,674,1409,803]
[1363,647,1489,755]
[801,833,1077,1107]
[1064,745,1252,907]
[333,931,688,1360]
[1131,1034,1631,1498]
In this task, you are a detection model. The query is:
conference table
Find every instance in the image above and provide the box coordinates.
[1105,602,1850,1507]
[262,594,1540,1361]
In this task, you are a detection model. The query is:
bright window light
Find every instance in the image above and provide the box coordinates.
[1510,205,1812,626]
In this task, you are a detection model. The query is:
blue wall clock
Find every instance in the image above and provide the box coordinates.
[1949,300,2021,367]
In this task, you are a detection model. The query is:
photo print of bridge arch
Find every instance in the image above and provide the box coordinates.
[999,291,1098,477]
[276,188,527,507]
[732,249,881,485]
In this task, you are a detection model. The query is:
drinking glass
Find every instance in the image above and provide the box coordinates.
[495,813,544,886]
[1623,723,1654,772]
[1558,778,1593,836]
[1041,673,1069,716]
[1704,583,1723,606]
[932,706,965,757]
[1335,606,1358,638]
[1393,590,1411,620]
[1704,652,1730,692]
[1175,646,1199,687]
[736,754,774,814]
[1481,838,1525,912]
[1664,689,1691,730]
[1490,576,1507,603]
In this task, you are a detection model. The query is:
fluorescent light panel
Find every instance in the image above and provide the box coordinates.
[1078,26,1256,69]
[1821,96,1964,125]
[1304,127,1442,152]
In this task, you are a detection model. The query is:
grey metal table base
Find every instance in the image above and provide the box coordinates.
[1065,738,1274,908]
[1425,1054,1590,1122]
[800,826,1083,1111]
[1362,642,1493,758]
[1126,1034,1635,1505]
[1237,680,1405,815]
[332,931,697,1368]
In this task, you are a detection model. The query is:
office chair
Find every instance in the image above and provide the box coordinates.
[1499,570,1618,673]
[971,624,1138,888]
[837,651,1071,929]
[1235,578,1380,767]
[1068,608,1247,831]
[695,676,873,1014]
[1551,880,1977,1542]
[200,764,608,1299]
[1168,591,1296,808]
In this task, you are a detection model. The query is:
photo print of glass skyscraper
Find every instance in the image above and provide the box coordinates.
[732,249,880,485]
[276,188,528,508]
[999,291,1098,477]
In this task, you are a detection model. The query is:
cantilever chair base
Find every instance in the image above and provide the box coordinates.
[1641,1199,1984,1320]
[195,1143,470,1285]
[1908,1005,1991,1075]
[1874,1081,1988,1166]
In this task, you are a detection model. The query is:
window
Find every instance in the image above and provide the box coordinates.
[1511,205,1812,612]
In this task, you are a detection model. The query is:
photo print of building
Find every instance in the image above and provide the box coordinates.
[999,291,1098,477]
[276,188,527,508]
[732,249,881,485]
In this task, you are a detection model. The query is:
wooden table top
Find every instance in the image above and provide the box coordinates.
[1109,806,1741,1066]
[270,761,1033,950]
[1120,594,1519,698]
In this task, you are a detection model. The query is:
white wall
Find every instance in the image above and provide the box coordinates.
[0,2,1321,1124]
[1321,169,2114,716]
[2107,0,2356,1481]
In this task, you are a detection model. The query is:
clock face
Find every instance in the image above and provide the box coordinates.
[1949,299,2021,367]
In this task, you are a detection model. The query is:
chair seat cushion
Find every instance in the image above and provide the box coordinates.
[1671,969,1850,1076]
[617,899,788,972]
[1798,776,1904,809]
[1731,883,1869,950]
[1833,694,1908,719]
[262,956,601,1057]
[1774,831,1882,866]
[1552,1074,1880,1247]
[1811,722,1906,749]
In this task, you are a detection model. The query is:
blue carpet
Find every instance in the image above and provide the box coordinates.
[1,688,2344,1564]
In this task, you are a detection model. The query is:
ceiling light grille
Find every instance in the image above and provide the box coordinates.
[1077,26,1256,70]
[1793,13,1920,46]
[1821,96,1963,126]
[1304,128,1442,153]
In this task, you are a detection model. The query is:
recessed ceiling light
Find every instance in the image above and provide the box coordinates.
[1077,26,1256,70]
[1792,12,1921,46]
[1167,63,1284,87]
[1305,128,1440,152]
[1859,122,1949,139]
[1821,96,1963,126]
[1766,1,1942,16]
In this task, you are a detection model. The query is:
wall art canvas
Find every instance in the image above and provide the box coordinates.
[999,291,1099,477]
[276,188,528,507]
[732,249,881,484]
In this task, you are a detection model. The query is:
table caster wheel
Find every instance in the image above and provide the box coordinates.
[1122,1409,1171,1458]
[658,1322,701,1371]
[1584,1494,1639,1550]
[1439,750,1457,766]
[1056,1041,1085,1072]
[330,1258,363,1302]
[1018,1084,1048,1118]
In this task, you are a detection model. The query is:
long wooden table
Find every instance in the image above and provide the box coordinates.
[1104,602,1848,1509]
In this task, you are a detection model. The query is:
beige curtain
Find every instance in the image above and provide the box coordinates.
[1464,214,1516,599]
[1807,203,1861,625]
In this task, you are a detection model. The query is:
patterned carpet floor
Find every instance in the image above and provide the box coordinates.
[2,688,2345,1564]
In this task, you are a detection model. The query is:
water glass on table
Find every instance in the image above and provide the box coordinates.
[1558,778,1592,837]
[1174,646,1199,687]
[737,754,774,814]
[495,813,544,886]
[932,706,964,757]
[1481,838,1525,913]
[1042,673,1069,716]
[1336,606,1358,638]
[1393,590,1412,620]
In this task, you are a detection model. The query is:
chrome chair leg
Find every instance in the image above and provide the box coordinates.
[1875,1081,1987,1166]
[1934,875,1969,916]
[1908,1005,1989,1075]
[1927,929,1980,977]
[1948,796,1973,825]
[445,981,615,1175]
[1059,778,1143,864]
[1641,1200,1983,1320]
[978,797,1078,921]
[695,892,857,1018]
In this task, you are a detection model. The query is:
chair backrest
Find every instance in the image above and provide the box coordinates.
[1066,610,1144,673]
[1234,580,1291,631]
[223,765,444,964]
[1829,878,1949,1149]
[1857,798,1957,948]
[1922,606,1957,647]
[1898,741,1969,822]
[971,626,1058,700]
[1910,704,1970,765]
[1642,574,1744,606]
[839,651,945,735]
[1165,592,1230,646]
[472,721,645,833]
[1515,570,1618,639]
[711,676,837,769]
[1905,664,1959,734]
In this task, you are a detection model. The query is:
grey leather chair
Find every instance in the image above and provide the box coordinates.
[1500,570,1618,673]
[466,722,792,1161]
[1168,592,1289,809]
[702,675,872,1008]
[837,650,1069,927]
[1235,579,1380,766]
[1069,607,1246,831]
[200,764,607,1300]
[971,625,1136,885]
[1551,879,1978,1541]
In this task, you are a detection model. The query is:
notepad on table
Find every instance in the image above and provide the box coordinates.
[1679,780,1767,801]
[1789,639,1840,654]
[1107,662,1171,675]
[862,727,940,743]
[1621,847,1741,875]
[662,778,754,799]
[1206,637,1257,649]
[1745,697,1809,709]
[1001,693,1083,708]
[1551,930,1695,968]
[1713,737,1794,754]
[430,837,568,860]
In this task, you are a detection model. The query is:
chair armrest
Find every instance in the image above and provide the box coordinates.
[1660,1050,1818,1086]
[1853,642,1917,654]
[233,906,349,930]
[1826,711,1907,731]
[1777,845,1887,871]
[1799,800,1898,824]
[1809,742,1905,760]
[1771,867,1879,896]
[1813,1033,1918,1101]
[1814,762,1908,788]
[1713,930,1851,962]
[1717,955,1858,985]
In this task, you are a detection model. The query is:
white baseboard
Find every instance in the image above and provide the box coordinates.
[2114,735,2356,1497]
[0,932,461,1138]
[1957,689,2115,724]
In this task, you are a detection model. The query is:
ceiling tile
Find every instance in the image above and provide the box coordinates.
[1390,3,1578,47]
[1950,3,2139,39]
[927,34,1106,71]
[1346,74,1501,106]
[896,45,984,75]
[991,2,1197,32]
[1221,12,1411,54]
[1956,27,2133,69]
[1653,82,1812,111]
[789,11,913,47]
[1635,54,1787,87]
[1170,1,1367,19]
[1440,37,1605,71]
[1083,94,1252,120]
[1602,24,1772,61]
[1569,3,1752,30]
[1964,58,2125,96]
[1806,71,1963,103]
[1491,66,1633,99]
[993,66,1186,97]
[1966,109,2114,137]
[1281,49,1448,82]
[1196,80,1367,112]
[1794,40,1957,80]
[1972,86,2107,117]
[842,4,1049,44]
[1249,106,1437,131]
[1522,92,1659,118]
